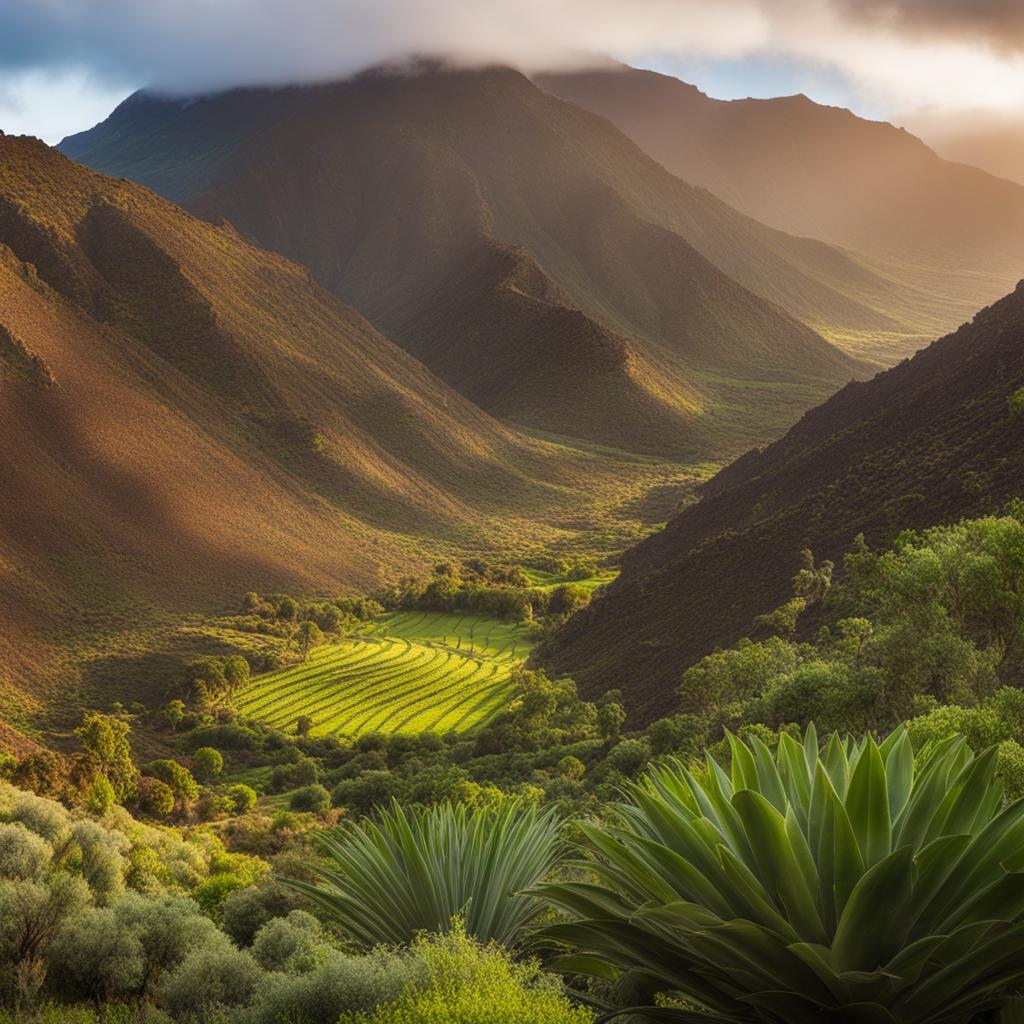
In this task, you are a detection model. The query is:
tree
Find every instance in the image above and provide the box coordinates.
[76,713,138,803]
[296,620,324,662]
[295,715,314,737]
[557,755,585,782]
[223,656,250,704]
[11,751,68,799]
[226,784,258,815]
[596,700,626,743]
[289,784,331,815]
[193,747,224,782]
[547,583,589,617]
[143,760,199,815]
[162,699,186,731]
[337,926,590,1024]
[276,596,300,622]
[85,775,116,815]
[135,777,175,819]
[190,657,229,708]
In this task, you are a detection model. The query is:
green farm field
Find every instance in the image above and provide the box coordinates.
[235,612,531,738]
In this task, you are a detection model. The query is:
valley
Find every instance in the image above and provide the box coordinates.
[4,28,1024,1024]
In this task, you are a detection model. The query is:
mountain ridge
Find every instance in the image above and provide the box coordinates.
[61,66,879,458]
[537,63,1024,358]
[542,279,1024,721]
[0,133,677,724]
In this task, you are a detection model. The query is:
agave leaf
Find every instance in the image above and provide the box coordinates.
[552,954,621,981]
[728,732,759,792]
[288,799,562,947]
[845,737,892,868]
[918,802,1024,932]
[732,789,826,942]
[823,732,851,797]
[749,734,788,813]
[833,846,915,972]
[685,920,834,1001]
[803,723,819,774]
[786,942,849,1003]
[899,833,973,936]
[733,990,838,1023]
[924,746,1000,844]
[884,729,914,820]
[716,844,801,940]
[893,736,964,849]
[778,733,813,829]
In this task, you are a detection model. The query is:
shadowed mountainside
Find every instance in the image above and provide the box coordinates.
[61,65,883,458]
[0,133,675,724]
[543,280,1024,722]
[538,63,1024,360]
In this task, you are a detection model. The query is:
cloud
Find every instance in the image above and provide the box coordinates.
[835,0,1024,55]
[0,0,1023,114]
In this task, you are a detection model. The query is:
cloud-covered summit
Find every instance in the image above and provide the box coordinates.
[1,0,1022,113]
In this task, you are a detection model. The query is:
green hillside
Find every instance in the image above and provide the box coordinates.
[236,613,532,737]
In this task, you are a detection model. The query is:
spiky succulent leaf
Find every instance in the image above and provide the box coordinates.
[538,727,1024,1023]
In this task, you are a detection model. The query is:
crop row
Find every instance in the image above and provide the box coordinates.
[237,634,517,737]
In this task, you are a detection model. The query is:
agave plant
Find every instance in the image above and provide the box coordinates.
[538,727,1024,1023]
[288,798,564,948]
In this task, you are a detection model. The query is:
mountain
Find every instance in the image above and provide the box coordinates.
[542,280,1024,722]
[60,65,888,458]
[537,64,1024,360]
[905,111,1024,188]
[0,133,663,721]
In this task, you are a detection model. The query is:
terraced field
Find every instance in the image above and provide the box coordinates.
[236,612,531,737]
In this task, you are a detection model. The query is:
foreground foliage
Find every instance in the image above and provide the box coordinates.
[540,726,1024,1023]
[289,799,564,947]
[340,925,591,1024]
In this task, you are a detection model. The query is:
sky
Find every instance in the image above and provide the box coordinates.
[2,0,1024,144]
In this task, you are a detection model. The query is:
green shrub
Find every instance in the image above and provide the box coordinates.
[1010,386,1024,416]
[289,784,331,814]
[192,748,223,782]
[339,926,591,1024]
[226,784,258,815]
[248,947,421,1024]
[287,799,564,947]
[0,822,50,880]
[135,778,174,819]
[192,873,247,917]
[158,946,261,1021]
[540,726,1024,1023]
[47,907,145,1003]
[220,881,303,947]
[251,911,325,973]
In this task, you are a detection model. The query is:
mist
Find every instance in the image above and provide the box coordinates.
[1,0,1023,114]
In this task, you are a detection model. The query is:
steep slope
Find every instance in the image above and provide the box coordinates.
[61,66,878,457]
[538,64,1024,357]
[544,282,1024,721]
[0,134,668,722]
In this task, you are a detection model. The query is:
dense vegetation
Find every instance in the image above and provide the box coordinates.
[547,281,1024,716]
[3,510,1024,1020]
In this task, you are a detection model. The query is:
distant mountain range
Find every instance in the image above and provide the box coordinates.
[543,277,1024,721]
[0,134,661,713]
[60,65,896,459]
[538,64,1024,361]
